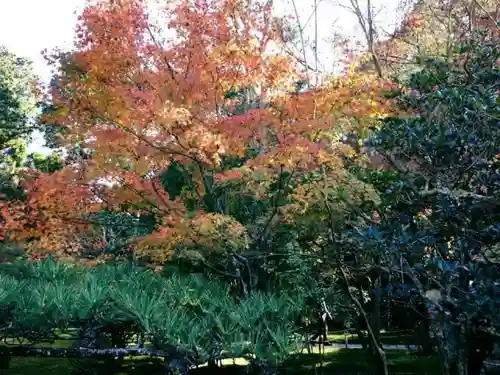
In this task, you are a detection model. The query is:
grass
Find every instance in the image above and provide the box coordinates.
[6,355,174,375]
[4,347,439,375]
[7,358,70,375]
[283,347,439,374]
[328,330,415,347]
[2,330,431,374]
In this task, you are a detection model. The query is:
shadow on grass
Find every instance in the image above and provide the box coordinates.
[8,357,71,375]
[7,357,167,375]
[282,348,440,374]
[5,348,440,375]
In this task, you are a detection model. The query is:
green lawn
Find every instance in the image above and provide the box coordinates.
[328,330,415,347]
[7,358,70,375]
[5,347,439,375]
[283,347,439,374]
[2,330,429,374]
[6,356,168,375]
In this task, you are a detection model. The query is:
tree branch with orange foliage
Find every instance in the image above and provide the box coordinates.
[1,0,399,262]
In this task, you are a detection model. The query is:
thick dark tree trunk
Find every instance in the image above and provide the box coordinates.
[467,326,494,375]
[432,317,465,375]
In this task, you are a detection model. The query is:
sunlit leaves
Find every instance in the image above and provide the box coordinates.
[2,0,398,259]
[135,212,249,262]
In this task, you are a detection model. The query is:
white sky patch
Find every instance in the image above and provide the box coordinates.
[273,0,406,77]
[0,0,405,153]
[0,0,404,83]
[0,0,84,83]
[0,0,84,154]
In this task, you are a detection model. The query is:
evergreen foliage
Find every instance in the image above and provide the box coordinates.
[0,259,305,371]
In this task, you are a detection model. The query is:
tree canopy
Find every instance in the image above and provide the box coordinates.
[0,1,499,375]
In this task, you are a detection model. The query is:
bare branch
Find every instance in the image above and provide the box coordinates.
[290,0,311,86]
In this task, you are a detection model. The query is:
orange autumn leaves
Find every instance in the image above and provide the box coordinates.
[1,169,99,253]
[2,0,398,259]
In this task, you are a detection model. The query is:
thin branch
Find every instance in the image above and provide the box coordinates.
[346,0,383,77]
[146,26,177,81]
[339,266,388,375]
[252,166,295,248]
[472,0,500,31]
[290,0,311,86]
[419,187,495,200]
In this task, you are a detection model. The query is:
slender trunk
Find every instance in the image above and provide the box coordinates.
[371,274,382,353]
[366,0,383,78]
[457,320,468,375]
[255,262,270,294]
[416,300,435,354]
[355,320,368,351]
[349,0,383,78]
[341,267,388,375]
[356,283,368,351]
[419,316,435,354]
[431,315,462,375]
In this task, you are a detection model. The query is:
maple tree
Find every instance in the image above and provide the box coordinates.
[1,0,397,271]
[1,1,499,373]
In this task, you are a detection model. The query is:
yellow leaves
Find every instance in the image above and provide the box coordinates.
[195,213,248,246]
[2,0,404,262]
[247,136,345,173]
[330,142,356,159]
[156,105,192,131]
[281,169,381,230]
[53,106,70,118]
[135,212,249,263]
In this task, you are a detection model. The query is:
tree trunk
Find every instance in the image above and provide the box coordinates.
[418,305,435,354]
[371,274,382,354]
[430,314,462,375]
[341,267,388,375]
[355,320,368,351]
[467,327,495,375]
[457,321,468,375]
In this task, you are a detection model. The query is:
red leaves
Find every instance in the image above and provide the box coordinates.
[214,169,242,183]
[1,169,101,254]
[2,0,400,260]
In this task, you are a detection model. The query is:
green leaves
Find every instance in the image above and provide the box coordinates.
[0,46,38,149]
[0,259,304,366]
[160,162,191,201]
[362,32,500,368]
